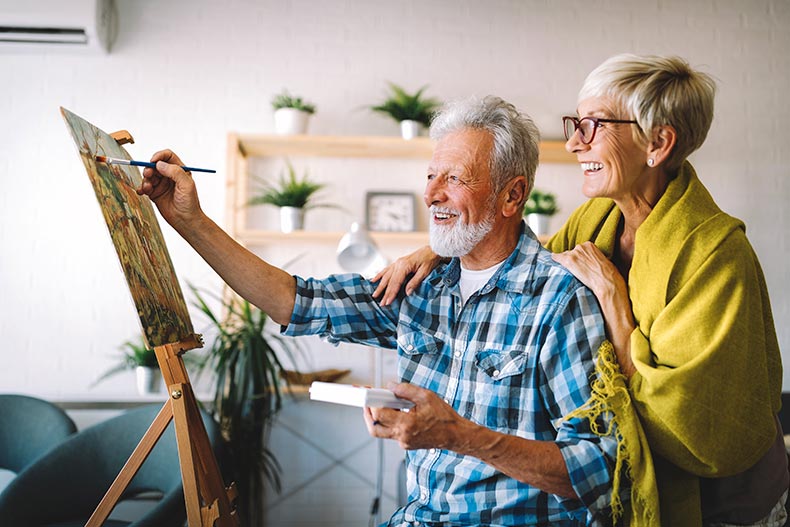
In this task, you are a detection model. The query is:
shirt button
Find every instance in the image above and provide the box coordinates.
[492,369,500,377]
[454,351,461,357]
[429,448,437,454]
[406,344,414,351]
[420,491,428,501]
[443,398,450,405]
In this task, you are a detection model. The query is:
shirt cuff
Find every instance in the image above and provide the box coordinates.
[555,438,615,519]
[280,275,336,342]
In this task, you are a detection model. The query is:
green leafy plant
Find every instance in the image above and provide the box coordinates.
[370,82,442,127]
[271,90,316,114]
[191,286,296,526]
[523,189,559,216]
[248,161,332,209]
[92,337,157,386]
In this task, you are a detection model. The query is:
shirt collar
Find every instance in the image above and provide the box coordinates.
[435,221,543,295]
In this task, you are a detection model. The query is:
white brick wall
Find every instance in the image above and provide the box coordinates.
[1,0,788,521]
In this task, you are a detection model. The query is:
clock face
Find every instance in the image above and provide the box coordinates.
[366,192,416,232]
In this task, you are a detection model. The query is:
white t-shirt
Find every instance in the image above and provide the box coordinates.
[459,261,504,304]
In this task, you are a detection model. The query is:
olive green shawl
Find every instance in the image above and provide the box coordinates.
[550,162,782,526]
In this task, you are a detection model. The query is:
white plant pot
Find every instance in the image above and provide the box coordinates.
[527,213,551,237]
[136,366,161,395]
[274,108,310,135]
[400,120,421,140]
[280,206,305,233]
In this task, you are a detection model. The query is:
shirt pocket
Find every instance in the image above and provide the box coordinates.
[469,348,531,432]
[396,326,447,385]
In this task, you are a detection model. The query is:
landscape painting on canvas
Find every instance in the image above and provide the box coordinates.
[60,107,194,348]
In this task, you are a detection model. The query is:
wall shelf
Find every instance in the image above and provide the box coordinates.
[225,133,574,245]
[235,229,430,246]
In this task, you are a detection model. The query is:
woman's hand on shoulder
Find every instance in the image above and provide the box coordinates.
[372,245,442,306]
[551,242,622,299]
[552,242,637,377]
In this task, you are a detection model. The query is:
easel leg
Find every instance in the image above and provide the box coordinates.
[170,382,238,527]
[84,336,238,527]
[85,402,174,527]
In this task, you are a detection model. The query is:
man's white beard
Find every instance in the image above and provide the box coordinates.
[429,206,495,258]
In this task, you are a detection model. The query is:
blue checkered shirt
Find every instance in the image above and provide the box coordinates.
[284,224,616,526]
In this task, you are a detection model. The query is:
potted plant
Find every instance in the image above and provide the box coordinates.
[191,286,296,527]
[523,189,558,236]
[93,337,161,395]
[370,82,442,139]
[248,161,334,232]
[271,89,316,135]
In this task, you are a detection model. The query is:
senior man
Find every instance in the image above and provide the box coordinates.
[138,96,617,526]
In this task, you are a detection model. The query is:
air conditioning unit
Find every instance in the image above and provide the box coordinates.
[0,0,118,53]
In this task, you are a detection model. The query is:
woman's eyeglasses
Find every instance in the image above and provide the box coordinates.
[563,116,638,144]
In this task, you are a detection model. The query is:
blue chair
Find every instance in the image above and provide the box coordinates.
[0,394,77,491]
[0,403,226,526]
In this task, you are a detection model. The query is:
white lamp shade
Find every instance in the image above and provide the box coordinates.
[337,222,387,275]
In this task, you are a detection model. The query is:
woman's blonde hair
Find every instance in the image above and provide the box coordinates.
[579,54,716,170]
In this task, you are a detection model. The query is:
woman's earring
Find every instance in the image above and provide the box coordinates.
[647,158,655,167]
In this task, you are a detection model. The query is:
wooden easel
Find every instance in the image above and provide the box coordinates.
[85,131,239,527]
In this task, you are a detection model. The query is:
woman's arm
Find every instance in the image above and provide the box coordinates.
[371,245,443,305]
[552,242,637,378]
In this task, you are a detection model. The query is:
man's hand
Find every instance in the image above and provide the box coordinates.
[363,383,473,451]
[136,149,203,232]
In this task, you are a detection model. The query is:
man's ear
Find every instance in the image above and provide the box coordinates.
[501,177,527,217]
[647,125,677,167]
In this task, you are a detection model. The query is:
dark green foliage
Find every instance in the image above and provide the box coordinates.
[523,189,559,216]
[92,337,158,386]
[191,286,295,526]
[271,90,316,114]
[248,161,331,209]
[370,83,442,127]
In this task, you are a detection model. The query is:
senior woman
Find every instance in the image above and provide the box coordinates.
[373,54,787,527]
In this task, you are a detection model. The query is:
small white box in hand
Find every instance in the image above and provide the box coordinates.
[309,382,415,409]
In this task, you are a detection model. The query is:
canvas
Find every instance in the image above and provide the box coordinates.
[60,107,194,348]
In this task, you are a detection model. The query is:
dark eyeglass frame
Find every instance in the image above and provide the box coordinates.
[562,116,639,145]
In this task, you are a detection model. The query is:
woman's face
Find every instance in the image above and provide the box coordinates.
[566,96,648,201]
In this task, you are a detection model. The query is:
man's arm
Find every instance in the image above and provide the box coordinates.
[364,384,577,498]
[367,279,616,514]
[137,149,295,324]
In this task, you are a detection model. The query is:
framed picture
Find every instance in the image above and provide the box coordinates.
[365,191,417,232]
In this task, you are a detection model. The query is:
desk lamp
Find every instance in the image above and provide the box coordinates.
[337,222,387,277]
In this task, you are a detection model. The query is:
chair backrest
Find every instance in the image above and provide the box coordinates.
[0,403,224,527]
[0,394,77,474]
[779,392,790,436]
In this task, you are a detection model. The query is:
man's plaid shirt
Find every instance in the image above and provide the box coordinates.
[284,224,617,526]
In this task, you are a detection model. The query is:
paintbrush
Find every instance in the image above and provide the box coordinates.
[94,155,216,173]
